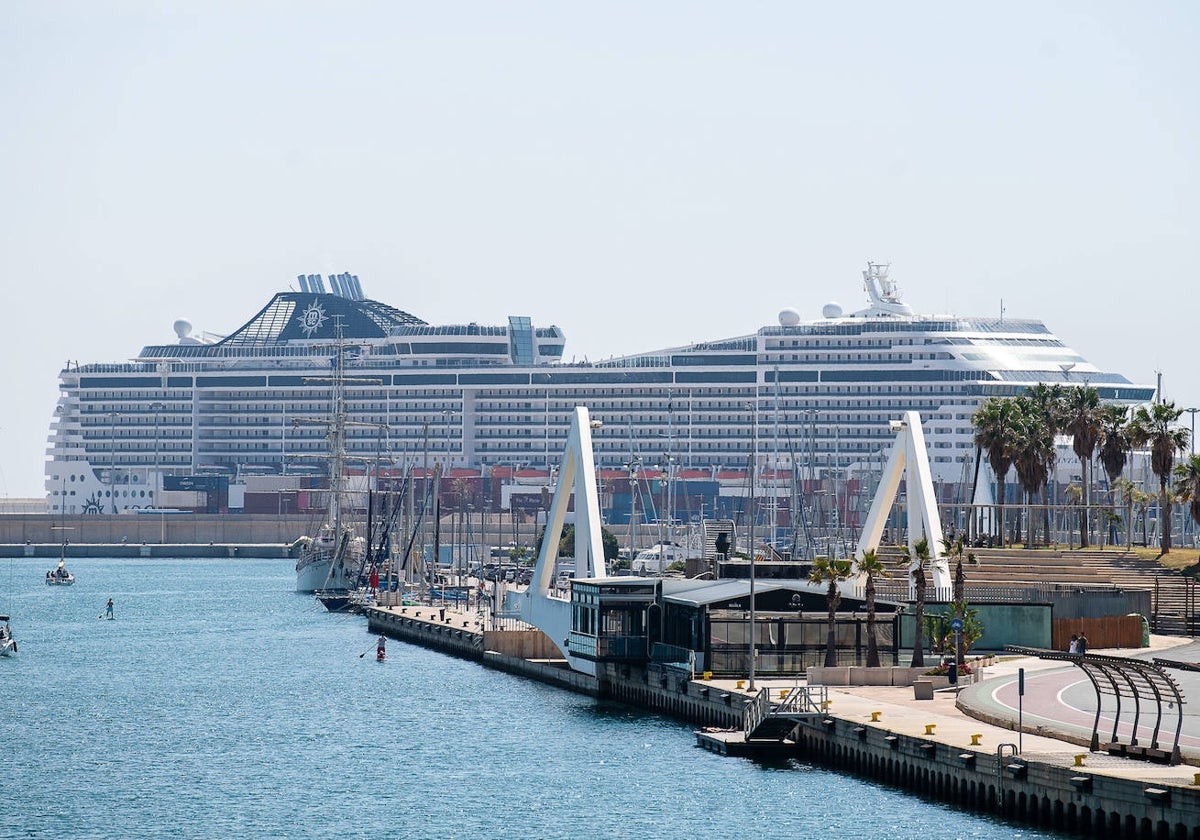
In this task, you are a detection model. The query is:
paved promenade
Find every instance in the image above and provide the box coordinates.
[702,635,1200,789]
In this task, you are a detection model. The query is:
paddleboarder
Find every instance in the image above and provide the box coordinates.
[105,598,114,619]
[376,634,386,662]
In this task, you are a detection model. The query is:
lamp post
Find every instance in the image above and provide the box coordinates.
[108,411,119,514]
[1186,408,1199,455]
[747,401,757,691]
[151,402,165,543]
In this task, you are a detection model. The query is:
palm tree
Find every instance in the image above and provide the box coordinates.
[902,537,933,668]
[1062,386,1102,547]
[1172,454,1200,538]
[941,536,976,666]
[1098,404,1133,545]
[1129,400,1190,554]
[1026,384,1065,545]
[810,556,854,667]
[1099,404,1133,484]
[972,398,1021,546]
[856,549,890,668]
[1011,396,1054,547]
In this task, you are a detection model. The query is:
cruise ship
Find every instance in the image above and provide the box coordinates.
[46,265,1153,521]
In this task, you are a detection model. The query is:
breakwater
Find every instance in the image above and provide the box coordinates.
[1,542,292,558]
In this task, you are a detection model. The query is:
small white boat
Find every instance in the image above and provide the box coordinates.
[46,558,75,586]
[0,616,15,657]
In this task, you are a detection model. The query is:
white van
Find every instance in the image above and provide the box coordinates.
[630,542,687,574]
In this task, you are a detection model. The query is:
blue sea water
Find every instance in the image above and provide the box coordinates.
[1,557,1058,839]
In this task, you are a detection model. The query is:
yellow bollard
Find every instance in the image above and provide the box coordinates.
[702,671,712,681]
[970,734,983,746]
[736,679,745,690]
[870,711,881,722]
[821,700,832,711]
[1074,754,1087,767]
[779,689,788,699]
[924,724,936,735]
[1193,773,1200,786]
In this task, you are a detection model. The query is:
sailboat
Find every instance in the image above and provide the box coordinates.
[2,557,16,655]
[47,502,75,584]
[318,467,425,613]
[294,322,373,593]
[46,556,75,586]
[0,616,14,657]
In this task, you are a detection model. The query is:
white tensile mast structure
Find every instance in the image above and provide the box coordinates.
[519,406,607,675]
[848,411,951,596]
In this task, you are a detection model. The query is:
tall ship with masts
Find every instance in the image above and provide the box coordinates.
[46,265,1154,536]
[292,321,373,593]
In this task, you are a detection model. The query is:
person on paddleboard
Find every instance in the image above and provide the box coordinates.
[106,598,114,619]
[376,634,386,661]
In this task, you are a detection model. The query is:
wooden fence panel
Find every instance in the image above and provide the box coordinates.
[1051,615,1144,652]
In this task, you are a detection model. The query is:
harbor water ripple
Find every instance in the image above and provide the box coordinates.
[1,557,1058,839]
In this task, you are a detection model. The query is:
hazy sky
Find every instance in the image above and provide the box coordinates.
[2,2,1198,499]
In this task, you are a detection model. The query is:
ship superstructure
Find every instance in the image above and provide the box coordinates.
[46,266,1153,518]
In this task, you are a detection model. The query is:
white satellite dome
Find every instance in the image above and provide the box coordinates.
[778,308,801,327]
[822,302,843,319]
[173,318,193,339]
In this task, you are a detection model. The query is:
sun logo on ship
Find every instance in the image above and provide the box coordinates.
[297,299,329,337]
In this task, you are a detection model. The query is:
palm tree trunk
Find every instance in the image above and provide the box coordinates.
[1080,458,1090,548]
[1161,480,1172,554]
[865,577,880,668]
[996,476,1005,547]
[825,583,839,667]
[1041,484,1051,548]
[911,574,926,668]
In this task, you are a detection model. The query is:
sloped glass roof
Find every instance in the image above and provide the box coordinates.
[219,293,427,346]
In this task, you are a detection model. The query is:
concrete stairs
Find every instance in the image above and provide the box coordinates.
[871,546,1197,636]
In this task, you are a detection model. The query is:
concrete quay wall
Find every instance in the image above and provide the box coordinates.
[797,716,1200,840]
[362,606,746,727]
[363,606,601,695]
[600,663,746,730]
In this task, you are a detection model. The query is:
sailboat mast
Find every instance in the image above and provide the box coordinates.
[330,321,347,540]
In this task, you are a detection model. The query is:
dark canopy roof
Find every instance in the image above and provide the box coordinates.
[218,292,426,346]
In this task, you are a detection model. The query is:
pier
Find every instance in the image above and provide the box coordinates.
[363,599,1200,838]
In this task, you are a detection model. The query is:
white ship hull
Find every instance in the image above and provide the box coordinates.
[295,535,365,593]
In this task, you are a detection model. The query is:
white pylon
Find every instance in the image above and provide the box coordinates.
[519,406,606,674]
[849,411,951,595]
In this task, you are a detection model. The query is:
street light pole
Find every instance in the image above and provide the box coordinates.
[151,402,165,543]
[747,401,757,691]
[1186,408,1199,455]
